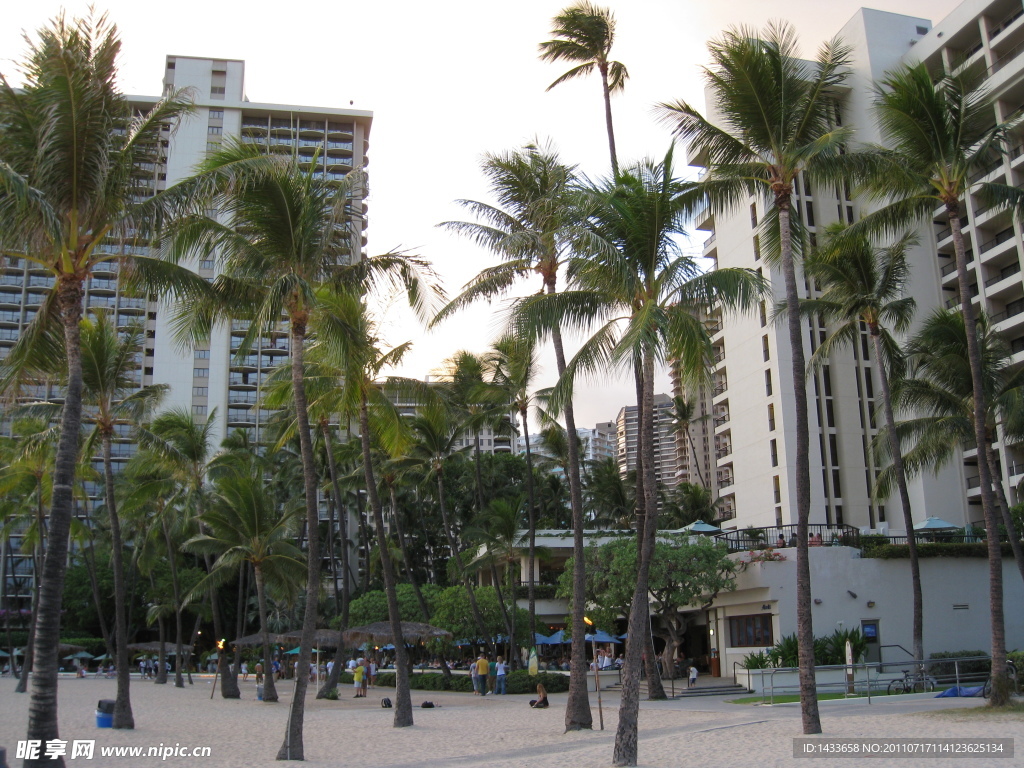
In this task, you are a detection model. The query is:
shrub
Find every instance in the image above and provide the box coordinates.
[741,651,771,669]
[863,542,1014,559]
[373,672,475,693]
[323,687,339,700]
[928,650,990,678]
[504,670,570,694]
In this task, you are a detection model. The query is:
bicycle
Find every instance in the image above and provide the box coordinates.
[887,668,935,695]
[983,659,1018,698]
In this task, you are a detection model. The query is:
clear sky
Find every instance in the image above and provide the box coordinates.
[1,0,960,429]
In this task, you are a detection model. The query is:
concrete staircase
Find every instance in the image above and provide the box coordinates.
[603,679,749,699]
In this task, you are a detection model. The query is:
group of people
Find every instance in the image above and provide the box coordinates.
[470,654,508,695]
[590,649,623,671]
[348,657,377,698]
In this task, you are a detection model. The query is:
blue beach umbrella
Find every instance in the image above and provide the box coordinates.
[546,630,566,644]
[533,632,550,645]
[584,630,620,644]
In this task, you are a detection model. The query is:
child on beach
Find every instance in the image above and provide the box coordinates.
[688,664,698,688]
[353,659,365,697]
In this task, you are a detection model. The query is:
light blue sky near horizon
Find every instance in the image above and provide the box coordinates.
[0,0,961,429]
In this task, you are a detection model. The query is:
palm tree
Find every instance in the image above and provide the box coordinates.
[661,482,719,529]
[878,310,1024,585]
[315,288,420,728]
[659,22,854,734]
[436,142,594,729]
[583,457,633,528]
[519,148,763,764]
[185,473,305,705]
[403,407,493,649]
[0,14,202,751]
[485,335,543,636]
[852,62,1024,704]
[158,139,439,754]
[139,408,241,698]
[796,226,923,662]
[539,2,628,174]
[669,396,707,488]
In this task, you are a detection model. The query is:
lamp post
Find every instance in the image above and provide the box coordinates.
[584,617,603,730]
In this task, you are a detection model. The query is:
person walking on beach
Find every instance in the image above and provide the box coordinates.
[488,656,497,694]
[471,655,481,694]
[241,661,249,681]
[688,664,698,688]
[495,656,507,695]
[369,657,378,687]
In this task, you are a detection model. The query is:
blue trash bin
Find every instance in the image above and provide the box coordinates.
[96,699,114,727]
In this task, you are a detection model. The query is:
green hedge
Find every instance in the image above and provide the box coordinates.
[928,650,990,678]
[373,670,570,693]
[863,543,1014,559]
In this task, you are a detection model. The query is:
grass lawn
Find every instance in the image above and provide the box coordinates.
[727,687,961,705]
[920,701,1024,717]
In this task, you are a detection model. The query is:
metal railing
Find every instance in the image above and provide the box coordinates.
[715,523,860,551]
[744,654,1012,705]
[985,262,1020,286]
[979,226,1015,254]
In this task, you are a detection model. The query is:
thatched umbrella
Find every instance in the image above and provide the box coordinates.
[230,632,276,648]
[277,629,343,649]
[341,621,452,648]
[126,642,164,654]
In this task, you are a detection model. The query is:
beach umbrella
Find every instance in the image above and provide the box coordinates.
[92,653,112,662]
[533,632,550,645]
[584,630,620,644]
[913,516,959,531]
[0,649,8,658]
[341,621,453,648]
[546,629,566,645]
[63,651,93,660]
[276,628,342,649]
[680,521,722,535]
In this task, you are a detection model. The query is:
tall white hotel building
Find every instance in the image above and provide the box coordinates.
[686,0,1024,534]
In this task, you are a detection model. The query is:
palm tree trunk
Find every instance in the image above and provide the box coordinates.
[434,473,492,650]
[984,440,1024,586]
[156,615,168,685]
[634,368,666,700]
[25,277,86,767]
[474,432,485,513]
[389,486,431,624]
[360,395,414,727]
[599,64,618,176]
[489,561,515,653]
[613,352,660,766]
[871,330,924,662]
[949,206,1009,705]
[101,432,135,727]
[518,406,539,640]
[161,519,184,689]
[687,429,706,488]
[278,320,322,760]
[355,489,371,595]
[185,613,201,685]
[548,292,593,731]
[253,563,279,703]
[777,200,821,733]
[321,424,351,624]
[16,547,39,694]
[82,534,114,662]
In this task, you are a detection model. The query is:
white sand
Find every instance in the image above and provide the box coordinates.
[0,675,1018,767]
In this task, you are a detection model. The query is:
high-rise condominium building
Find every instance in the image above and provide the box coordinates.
[616,393,680,493]
[0,56,371,607]
[689,0,1024,533]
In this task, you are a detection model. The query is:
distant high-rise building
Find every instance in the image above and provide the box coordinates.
[615,394,680,493]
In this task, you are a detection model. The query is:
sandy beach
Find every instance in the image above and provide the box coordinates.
[0,675,1018,767]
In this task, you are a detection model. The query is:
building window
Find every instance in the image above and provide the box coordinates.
[209,109,224,119]
[192,387,208,396]
[770,439,778,467]
[916,25,928,35]
[759,301,767,328]
[210,86,226,96]
[768,404,776,431]
[773,475,781,504]
[208,126,222,135]
[192,405,208,416]
[775,506,783,527]
[206,143,220,152]
[729,614,774,647]
[199,259,214,270]
[193,368,209,378]
[805,201,815,227]
[750,203,758,229]
[765,369,773,397]
[194,349,210,359]
[753,235,761,261]
[762,335,770,362]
